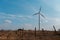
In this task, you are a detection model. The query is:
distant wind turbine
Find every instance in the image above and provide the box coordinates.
[33,7,45,30]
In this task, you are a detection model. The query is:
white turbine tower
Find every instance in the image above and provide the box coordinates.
[33,7,45,30]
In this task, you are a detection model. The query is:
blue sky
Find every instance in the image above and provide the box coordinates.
[0,0,60,30]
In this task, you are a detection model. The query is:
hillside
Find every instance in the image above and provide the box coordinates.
[0,29,60,40]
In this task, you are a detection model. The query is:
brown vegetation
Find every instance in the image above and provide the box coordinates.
[0,29,60,40]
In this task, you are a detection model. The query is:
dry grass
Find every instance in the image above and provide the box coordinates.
[0,30,60,40]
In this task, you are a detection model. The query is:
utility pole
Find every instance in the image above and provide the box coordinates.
[35,27,36,40]
[53,25,56,32]
[53,25,57,34]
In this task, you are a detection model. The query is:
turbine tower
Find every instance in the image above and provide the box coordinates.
[33,7,45,30]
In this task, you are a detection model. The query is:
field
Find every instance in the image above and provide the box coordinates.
[0,29,60,40]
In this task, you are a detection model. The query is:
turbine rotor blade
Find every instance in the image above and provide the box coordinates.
[40,13,45,18]
[33,13,39,16]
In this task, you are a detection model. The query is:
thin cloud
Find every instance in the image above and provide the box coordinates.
[53,4,60,12]
[21,23,34,30]
[4,20,12,24]
[42,0,60,12]
[0,13,33,20]
[47,17,60,25]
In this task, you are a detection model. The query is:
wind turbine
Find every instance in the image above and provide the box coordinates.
[33,7,45,30]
